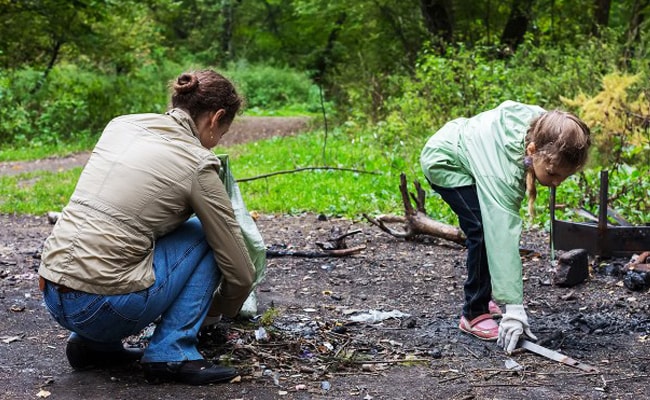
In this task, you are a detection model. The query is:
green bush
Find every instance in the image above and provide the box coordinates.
[0,62,181,147]
[225,61,327,115]
[370,32,649,153]
[0,61,324,148]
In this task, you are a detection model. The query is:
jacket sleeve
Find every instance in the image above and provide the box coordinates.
[475,173,524,304]
[189,159,255,317]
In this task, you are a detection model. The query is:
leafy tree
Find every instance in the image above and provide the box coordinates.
[0,0,168,85]
[0,0,109,78]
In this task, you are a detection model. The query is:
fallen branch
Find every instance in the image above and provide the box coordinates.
[604,374,650,384]
[316,228,362,250]
[346,358,430,364]
[364,173,466,245]
[438,373,467,384]
[267,227,366,258]
[237,166,379,182]
[266,245,367,258]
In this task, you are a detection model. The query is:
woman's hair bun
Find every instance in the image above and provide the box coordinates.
[173,73,199,95]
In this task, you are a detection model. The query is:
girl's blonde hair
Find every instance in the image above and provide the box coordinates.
[524,110,591,218]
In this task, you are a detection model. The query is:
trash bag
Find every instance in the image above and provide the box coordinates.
[217,154,266,317]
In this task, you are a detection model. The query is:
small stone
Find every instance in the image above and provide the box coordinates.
[428,349,442,359]
[553,249,589,287]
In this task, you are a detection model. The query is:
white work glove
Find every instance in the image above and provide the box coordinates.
[497,304,538,354]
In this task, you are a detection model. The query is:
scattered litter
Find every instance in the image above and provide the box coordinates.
[36,389,51,398]
[361,363,376,371]
[348,309,411,324]
[2,334,24,344]
[255,327,269,342]
[10,304,25,312]
[321,381,331,391]
[320,264,335,272]
[505,358,523,371]
[263,369,280,386]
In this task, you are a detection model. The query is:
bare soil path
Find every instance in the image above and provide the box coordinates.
[0,116,311,176]
[0,117,648,399]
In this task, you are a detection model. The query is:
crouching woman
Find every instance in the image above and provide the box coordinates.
[39,69,255,385]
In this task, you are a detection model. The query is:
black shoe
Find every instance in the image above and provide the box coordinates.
[66,337,144,370]
[142,359,239,385]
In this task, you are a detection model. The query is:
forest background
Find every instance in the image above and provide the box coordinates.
[0,0,648,227]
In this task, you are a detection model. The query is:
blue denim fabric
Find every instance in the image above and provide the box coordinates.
[428,184,492,320]
[42,217,221,362]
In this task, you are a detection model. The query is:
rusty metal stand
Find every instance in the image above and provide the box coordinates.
[551,170,650,257]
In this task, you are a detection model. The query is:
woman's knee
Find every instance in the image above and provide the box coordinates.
[178,217,205,238]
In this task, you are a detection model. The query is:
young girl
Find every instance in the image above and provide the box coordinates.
[420,101,591,353]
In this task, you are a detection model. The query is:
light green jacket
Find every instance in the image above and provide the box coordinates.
[420,101,545,304]
[39,109,259,317]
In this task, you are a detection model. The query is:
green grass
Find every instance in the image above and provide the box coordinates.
[217,128,451,219]
[0,128,455,220]
[0,139,96,162]
[3,126,645,227]
[0,168,81,214]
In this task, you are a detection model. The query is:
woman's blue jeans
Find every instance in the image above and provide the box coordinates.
[428,183,492,320]
[42,217,220,363]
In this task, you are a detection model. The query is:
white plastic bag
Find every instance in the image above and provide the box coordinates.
[217,154,266,317]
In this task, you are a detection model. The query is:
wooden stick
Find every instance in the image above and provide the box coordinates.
[237,166,379,182]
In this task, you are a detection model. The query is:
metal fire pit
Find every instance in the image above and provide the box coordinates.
[551,170,650,258]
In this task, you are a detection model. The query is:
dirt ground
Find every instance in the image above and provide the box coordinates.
[1,116,648,400]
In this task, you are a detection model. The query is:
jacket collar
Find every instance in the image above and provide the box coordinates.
[166,108,201,140]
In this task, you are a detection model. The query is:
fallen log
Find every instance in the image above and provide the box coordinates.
[363,173,466,245]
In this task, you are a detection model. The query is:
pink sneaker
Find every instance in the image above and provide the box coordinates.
[489,300,503,318]
[459,314,499,341]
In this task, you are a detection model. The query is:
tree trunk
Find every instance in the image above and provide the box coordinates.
[377,3,418,65]
[591,0,611,36]
[32,39,62,94]
[500,0,534,52]
[221,0,242,60]
[623,0,649,64]
[627,0,648,42]
[314,12,347,83]
[419,0,453,50]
